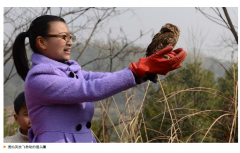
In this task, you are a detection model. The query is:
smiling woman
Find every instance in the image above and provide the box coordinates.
[11,15,187,143]
[36,21,74,62]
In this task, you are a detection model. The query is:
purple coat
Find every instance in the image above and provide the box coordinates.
[25,53,137,143]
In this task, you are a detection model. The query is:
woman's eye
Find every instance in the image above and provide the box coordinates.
[62,35,67,40]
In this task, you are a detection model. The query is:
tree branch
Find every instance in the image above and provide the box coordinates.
[222,7,238,44]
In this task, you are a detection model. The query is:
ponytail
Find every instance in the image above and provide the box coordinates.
[12,32,29,81]
[12,15,66,81]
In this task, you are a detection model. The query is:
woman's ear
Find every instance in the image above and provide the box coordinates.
[36,36,47,50]
[14,114,20,124]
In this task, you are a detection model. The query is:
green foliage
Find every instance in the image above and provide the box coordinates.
[4,108,19,138]
[217,63,238,96]
[141,60,233,142]
[214,63,238,142]
[91,119,100,135]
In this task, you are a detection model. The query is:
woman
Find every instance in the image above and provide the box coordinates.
[12,15,187,143]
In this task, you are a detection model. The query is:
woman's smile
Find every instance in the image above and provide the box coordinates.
[64,48,71,54]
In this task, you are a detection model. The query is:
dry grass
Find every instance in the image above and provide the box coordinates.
[92,58,238,143]
[4,58,237,143]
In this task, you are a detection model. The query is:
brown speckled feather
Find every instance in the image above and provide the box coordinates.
[146,23,180,57]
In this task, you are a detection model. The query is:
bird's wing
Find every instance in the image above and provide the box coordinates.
[146,32,176,56]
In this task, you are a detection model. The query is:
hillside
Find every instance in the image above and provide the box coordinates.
[4,45,233,107]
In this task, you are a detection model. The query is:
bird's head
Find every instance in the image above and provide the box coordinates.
[160,23,180,36]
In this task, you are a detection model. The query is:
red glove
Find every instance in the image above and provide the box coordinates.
[161,48,186,73]
[129,46,187,79]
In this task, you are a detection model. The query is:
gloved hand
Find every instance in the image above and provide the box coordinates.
[129,46,187,79]
[160,47,186,74]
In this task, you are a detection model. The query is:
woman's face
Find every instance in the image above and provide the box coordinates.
[40,21,73,62]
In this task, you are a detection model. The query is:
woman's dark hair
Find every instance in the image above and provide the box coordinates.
[14,92,26,115]
[12,15,66,81]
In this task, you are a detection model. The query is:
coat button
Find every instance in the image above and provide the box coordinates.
[76,124,82,131]
[86,122,91,129]
[70,72,74,78]
[76,75,79,79]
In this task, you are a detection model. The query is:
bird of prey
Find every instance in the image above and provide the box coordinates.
[145,23,180,58]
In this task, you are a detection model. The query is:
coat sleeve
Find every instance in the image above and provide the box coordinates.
[25,64,136,105]
[81,70,112,81]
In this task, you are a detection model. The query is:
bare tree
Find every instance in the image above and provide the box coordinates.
[195,7,238,61]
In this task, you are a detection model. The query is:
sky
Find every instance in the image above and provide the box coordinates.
[91,7,238,62]
[3,7,238,62]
